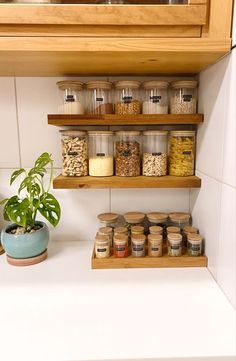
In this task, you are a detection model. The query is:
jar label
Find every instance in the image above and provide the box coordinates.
[152,152,162,156]
[122,96,132,103]
[182,94,192,102]
[152,247,159,251]
[96,153,106,157]
[171,245,180,250]
[133,245,144,251]
[116,246,125,251]
[121,150,132,157]
[68,151,79,156]
[96,97,104,102]
[150,95,161,103]
[65,94,75,102]
[183,151,192,155]
[191,245,201,251]
[97,248,107,252]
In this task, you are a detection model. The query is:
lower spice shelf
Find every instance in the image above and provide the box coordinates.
[53,175,201,189]
[91,248,208,269]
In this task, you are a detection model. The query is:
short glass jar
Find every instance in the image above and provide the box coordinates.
[183,225,198,246]
[97,213,119,229]
[114,80,141,115]
[88,131,114,177]
[57,81,84,115]
[147,212,168,227]
[187,234,203,256]
[169,212,191,230]
[131,234,146,257]
[169,130,196,176]
[98,226,113,246]
[95,234,110,259]
[167,233,182,257]
[113,234,128,258]
[142,131,168,177]
[60,130,88,177]
[166,226,181,234]
[142,81,169,114]
[86,81,113,114]
[115,131,141,177]
[170,80,198,114]
[124,212,145,232]
[114,226,128,236]
[149,226,163,235]
[131,225,145,235]
[148,234,163,257]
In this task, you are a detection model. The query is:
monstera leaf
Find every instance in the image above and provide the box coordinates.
[3,196,33,227]
[37,193,61,227]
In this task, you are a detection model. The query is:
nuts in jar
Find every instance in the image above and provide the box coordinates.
[115,131,141,177]
[142,131,168,177]
[148,234,163,257]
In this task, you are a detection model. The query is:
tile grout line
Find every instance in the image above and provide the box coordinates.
[13,77,22,169]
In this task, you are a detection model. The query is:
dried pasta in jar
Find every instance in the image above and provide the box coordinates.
[169,131,195,176]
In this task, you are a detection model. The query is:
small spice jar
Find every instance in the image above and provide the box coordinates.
[98,227,113,246]
[95,234,110,259]
[147,212,168,227]
[115,131,142,177]
[142,81,169,114]
[187,234,203,256]
[124,212,145,232]
[114,226,128,236]
[169,130,196,176]
[183,225,198,246]
[170,80,198,114]
[57,81,84,114]
[60,130,88,177]
[86,81,113,114]
[148,234,163,257]
[114,234,128,258]
[131,234,146,257]
[149,226,163,235]
[115,80,141,115]
[97,213,119,229]
[88,131,114,177]
[131,225,145,235]
[166,226,181,234]
[167,233,182,257]
[142,131,168,177]
[169,212,191,230]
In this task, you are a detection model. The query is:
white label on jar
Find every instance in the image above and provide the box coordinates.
[150,95,161,103]
[65,94,75,102]
[122,96,132,103]
[182,94,192,102]
[96,97,104,102]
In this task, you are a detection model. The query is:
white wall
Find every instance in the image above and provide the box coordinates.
[190,49,236,309]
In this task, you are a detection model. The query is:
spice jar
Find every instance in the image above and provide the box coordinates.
[169,212,190,230]
[114,226,128,236]
[142,81,169,114]
[149,226,163,235]
[57,81,84,114]
[86,81,113,114]
[60,130,88,177]
[169,130,196,176]
[166,226,181,234]
[187,234,203,256]
[98,227,113,246]
[147,212,168,227]
[131,234,146,257]
[88,131,114,177]
[124,212,145,232]
[142,131,168,177]
[148,234,163,257]
[97,213,119,229]
[114,234,128,258]
[183,225,198,246]
[131,226,144,235]
[95,234,110,259]
[115,80,141,115]
[167,233,182,257]
[170,80,198,114]
[115,131,141,177]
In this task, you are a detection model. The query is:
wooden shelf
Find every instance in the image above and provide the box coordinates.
[53,175,201,189]
[91,247,208,269]
[48,113,203,126]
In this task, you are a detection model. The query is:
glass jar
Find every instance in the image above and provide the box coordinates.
[142,131,168,177]
[131,234,146,257]
[86,81,113,114]
[131,226,145,235]
[98,227,113,246]
[187,234,203,256]
[142,81,169,114]
[147,212,168,227]
[57,81,84,115]
[148,234,163,257]
[60,130,88,177]
[115,131,141,177]
[114,226,128,236]
[88,131,114,177]
[169,212,191,230]
[168,233,182,256]
[149,226,163,235]
[95,234,110,259]
[183,225,198,247]
[169,130,196,176]
[170,80,197,114]
[166,226,181,234]
[124,212,145,233]
[97,213,119,229]
[114,234,128,258]
[115,80,141,115]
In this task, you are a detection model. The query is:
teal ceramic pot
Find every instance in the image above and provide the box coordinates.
[1,221,49,259]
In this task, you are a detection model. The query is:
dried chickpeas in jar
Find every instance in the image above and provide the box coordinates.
[142,131,168,177]
[148,234,163,257]
[170,80,197,114]
[115,80,141,115]
[169,130,196,176]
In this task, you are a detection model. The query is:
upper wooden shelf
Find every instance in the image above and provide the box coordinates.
[48,114,203,126]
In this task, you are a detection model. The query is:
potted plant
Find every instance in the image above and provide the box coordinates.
[0,152,61,266]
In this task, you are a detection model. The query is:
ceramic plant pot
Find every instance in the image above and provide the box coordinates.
[1,221,49,259]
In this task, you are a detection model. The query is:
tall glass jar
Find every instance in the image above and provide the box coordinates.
[114,81,141,115]
[143,131,168,176]
[115,131,141,177]
[57,81,84,114]
[169,130,196,176]
[170,80,198,114]
[88,131,114,177]
[169,212,190,230]
[60,130,88,177]
[124,212,145,233]
[142,81,169,114]
[86,81,113,114]
[97,213,119,229]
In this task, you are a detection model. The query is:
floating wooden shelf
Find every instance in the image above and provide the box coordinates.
[91,247,208,269]
[48,113,203,126]
[53,175,201,189]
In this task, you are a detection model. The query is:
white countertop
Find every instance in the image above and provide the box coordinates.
[0,241,235,361]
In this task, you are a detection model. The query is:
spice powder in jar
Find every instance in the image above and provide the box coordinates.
[95,235,110,259]
[167,233,182,257]
[113,234,128,258]
[148,234,163,257]
[131,234,146,257]
[187,233,203,257]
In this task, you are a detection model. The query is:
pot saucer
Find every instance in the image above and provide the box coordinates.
[6,249,47,266]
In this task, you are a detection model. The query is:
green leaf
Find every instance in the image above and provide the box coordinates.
[4,196,32,227]
[28,167,46,177]
[29,183,41,198]
[34,153,52,169]
[18,176,33,195]
[0,198,8,206]
[37,193,61,227]
[10,168,25,185]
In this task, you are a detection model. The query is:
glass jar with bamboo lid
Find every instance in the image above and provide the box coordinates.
[115,80,141,115]
[142,80,169,114]
[97,213,119,229]
[148,234,163,257]
[86,81,113,114]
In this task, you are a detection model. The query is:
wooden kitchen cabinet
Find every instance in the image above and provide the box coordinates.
[0,0,233,75]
